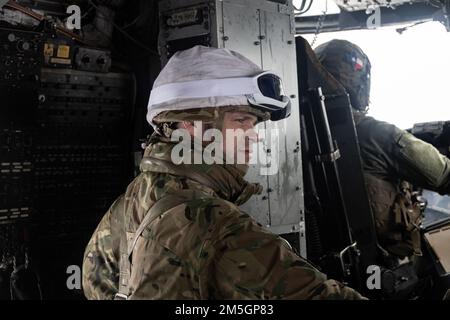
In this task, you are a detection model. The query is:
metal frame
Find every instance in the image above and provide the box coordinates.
[295,2,448,34]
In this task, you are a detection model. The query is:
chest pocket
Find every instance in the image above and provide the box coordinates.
[365,175,422,258]
[390,183,422,257]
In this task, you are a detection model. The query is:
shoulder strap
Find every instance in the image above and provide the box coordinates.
[114,190,204,300]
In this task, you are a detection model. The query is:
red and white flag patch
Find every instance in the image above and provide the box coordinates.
[354,57,364,71]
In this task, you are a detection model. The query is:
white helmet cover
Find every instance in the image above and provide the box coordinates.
[147,46,266,128]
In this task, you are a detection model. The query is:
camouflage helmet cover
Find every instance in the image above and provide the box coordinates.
[314,39,371,111]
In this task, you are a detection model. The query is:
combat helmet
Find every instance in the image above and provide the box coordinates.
[146,45,291,135]
[315,39,371,112]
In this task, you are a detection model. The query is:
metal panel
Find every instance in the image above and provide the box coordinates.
[159,0,214,64]
[259,7,305,255]
[220,1,263,65]
[219,1,269,224]
[219,1,304,255]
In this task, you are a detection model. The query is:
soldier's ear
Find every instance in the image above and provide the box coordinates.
[180,121,196,137]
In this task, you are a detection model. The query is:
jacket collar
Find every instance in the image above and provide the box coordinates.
[140,135,262,206]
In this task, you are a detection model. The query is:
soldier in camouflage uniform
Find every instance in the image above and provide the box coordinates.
[315,40,450,259]
[82,45,365,300]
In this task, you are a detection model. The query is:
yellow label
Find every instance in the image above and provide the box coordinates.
[44,43,54,56]
[50,57,71,65]
[57,45,70,58]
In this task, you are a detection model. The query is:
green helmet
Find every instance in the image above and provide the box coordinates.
[314,39,371,111]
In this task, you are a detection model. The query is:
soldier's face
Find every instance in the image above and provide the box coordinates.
[179,111,259,164]
[221,111,258,164]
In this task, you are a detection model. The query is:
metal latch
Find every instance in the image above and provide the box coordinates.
[114,293,128,300]
[339,242,358,277]
[314,149,341,163]
[277,3,290,14]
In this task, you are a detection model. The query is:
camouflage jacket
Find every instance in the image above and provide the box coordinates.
[82,135,365,300]
[354,112,450,194]
[354,112,450,256]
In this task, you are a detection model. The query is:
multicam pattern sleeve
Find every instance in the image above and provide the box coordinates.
[354,113,450,194]
[208,207,366,300]
[82,196,123,300]
[82,194,366,300]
